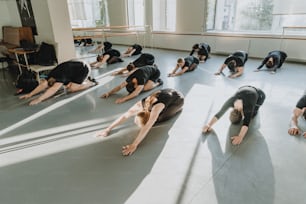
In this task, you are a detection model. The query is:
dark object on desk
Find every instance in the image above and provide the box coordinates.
[20,39,38,51]
[15,69,38,94]
[34,42,57,66]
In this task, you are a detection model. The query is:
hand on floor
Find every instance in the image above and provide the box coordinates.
[96,129,110,137]
[202,125,212,133]
[29,98,42,106]
[231,135,243,145]
[122,144,137,156]
[288,127,300,135]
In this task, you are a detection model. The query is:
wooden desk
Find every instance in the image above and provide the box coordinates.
[8,48,35,74]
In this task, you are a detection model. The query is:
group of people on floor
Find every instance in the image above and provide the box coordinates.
[17,41,305,156]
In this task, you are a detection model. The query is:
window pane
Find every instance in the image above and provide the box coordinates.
[206,0,306,36]
[68,0,109,28]
[153,0,176,31]
[128,0,145,27]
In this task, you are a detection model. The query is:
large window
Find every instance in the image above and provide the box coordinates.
[206,0,306,36]
[67,0,109,28]
[127,0,145,27]
[152,0,176,32]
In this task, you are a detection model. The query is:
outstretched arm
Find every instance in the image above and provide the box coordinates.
[96,101,143,137]
[231,125,248,145]
[168,64,180,77]
[112,67,128,76]
[115,85,144,104]
[101,81,128,98]
[29,82,63,105]
[122,47,136,57]
[122,103,165,156]
[19,79,49,99]
[255,57,268,71]
[288,108,303,136]
[229,66,244,78]
[203,116,219,133]
[203,97,234,133]
[215,64,227,75]
[169,66,189,77]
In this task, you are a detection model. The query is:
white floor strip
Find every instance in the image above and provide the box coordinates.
[125,84,216,204]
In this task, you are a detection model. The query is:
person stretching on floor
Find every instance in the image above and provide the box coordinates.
[203,85,265,145]
[215,50,248,78]
[288,92,306,137]
[101,64,163,104]
[168,56,199,77]
[254,50,287,74]
[97,88,184,156]
[121,44,143,57]
[190,42,211,62]
[19,60,97,105]
[90,41,123,68]
[112,53,155,76]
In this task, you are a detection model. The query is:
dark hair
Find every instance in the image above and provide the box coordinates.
[47,77,56,87]
[228,61,236,72]
[96,55,103,62]
[136,111,150,126]
[103,41,112,51]
[127,63,136,72]
[230,109,242,124]
[266,60,274,68]
[126,81,135,93]
[192,44,199,50]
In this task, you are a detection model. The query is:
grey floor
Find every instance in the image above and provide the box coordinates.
[0,45,306,204]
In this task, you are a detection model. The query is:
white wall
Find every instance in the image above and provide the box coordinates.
[176,0,205,33]
[0,0,21,39]
[47,0,75,62]
[107,0,127,26]
[149,34,306,62]
[0,0,75,63]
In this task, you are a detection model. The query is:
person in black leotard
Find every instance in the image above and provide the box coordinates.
[255,50,287,74]
[190,43,211,62]
[215,50,248,78]
[101,65,163,104]
[19,60,97,105]
[90,41,123,68]
[121,44,143,57]
[90,48,123,68]
[112,53,155,76]
[97,88,184,156]
[168,56,199,77]
[203,85,265,145]
[288,92,306,137]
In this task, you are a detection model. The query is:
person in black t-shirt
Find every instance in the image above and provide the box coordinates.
[121,44,143,57]
[255,50,287,74]
[168,56,199,77]
[101,65,163,104]
[97,88,184,156]
[112,53,155,76]
[215,50,248,78]
[190,43,211,62]
[288,93,306,137]
[19,60,97,105]
[203,85,265,145]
